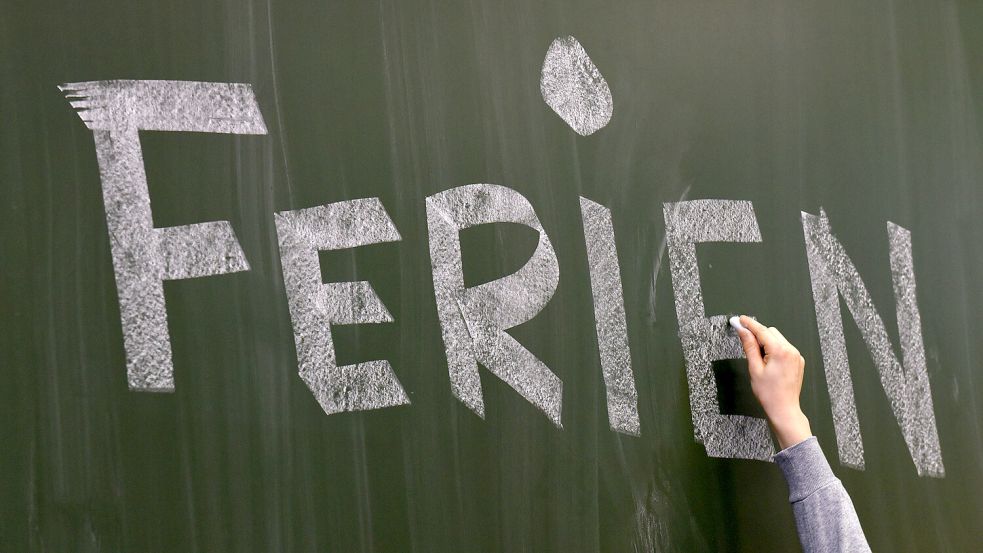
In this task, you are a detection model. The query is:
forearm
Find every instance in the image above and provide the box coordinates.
[773,437,871,553]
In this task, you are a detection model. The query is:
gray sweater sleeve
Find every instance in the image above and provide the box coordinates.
[773,437,872,553]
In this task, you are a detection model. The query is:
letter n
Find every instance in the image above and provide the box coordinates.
[802,209,944,477]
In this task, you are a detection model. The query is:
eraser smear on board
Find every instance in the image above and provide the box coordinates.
[729,316,746,332]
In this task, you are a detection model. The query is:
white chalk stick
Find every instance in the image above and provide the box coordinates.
[729,316,746,332]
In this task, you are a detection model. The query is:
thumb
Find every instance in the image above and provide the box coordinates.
[737,327,764,375]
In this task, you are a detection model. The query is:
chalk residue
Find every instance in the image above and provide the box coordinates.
[663,200,774,460]
[633,498,670,553]
[426,184,563,426]
[274,198,410,415]
[59,80,267,391]
[802,210,944,477]
[540,36,613,136]
[580,197,640,436]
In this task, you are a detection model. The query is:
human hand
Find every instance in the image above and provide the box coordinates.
[735,315,812,450]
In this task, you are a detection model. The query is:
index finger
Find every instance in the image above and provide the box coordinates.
[739,315,780,349]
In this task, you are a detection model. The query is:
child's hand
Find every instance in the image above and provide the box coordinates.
[736,315,812,450]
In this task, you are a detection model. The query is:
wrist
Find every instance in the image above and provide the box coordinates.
[768,408,812,450]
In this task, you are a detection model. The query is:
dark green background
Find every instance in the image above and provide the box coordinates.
[3,0,983,551]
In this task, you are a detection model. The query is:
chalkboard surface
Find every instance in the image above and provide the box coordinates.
[3,1,983,551]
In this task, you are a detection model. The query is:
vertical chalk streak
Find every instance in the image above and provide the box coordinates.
[426,184,563,426]
[580,197,640,436]
[59,80,267,391]
[802,210,944,477]
[274,198,410,415]
[663,200,774,460]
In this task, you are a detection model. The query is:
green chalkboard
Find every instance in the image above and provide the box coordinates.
[3,0,983,551]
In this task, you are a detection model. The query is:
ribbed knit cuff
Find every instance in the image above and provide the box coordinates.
[772,436,838,503]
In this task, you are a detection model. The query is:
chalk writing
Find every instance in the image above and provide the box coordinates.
[60,80,266,391]
[663,200,774,460]
[60,81,947,475]
[802,210,945,477]
[540,36,613,136]
[580,197,640,435]
[426,184,563,426]
[275,198,411,415]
